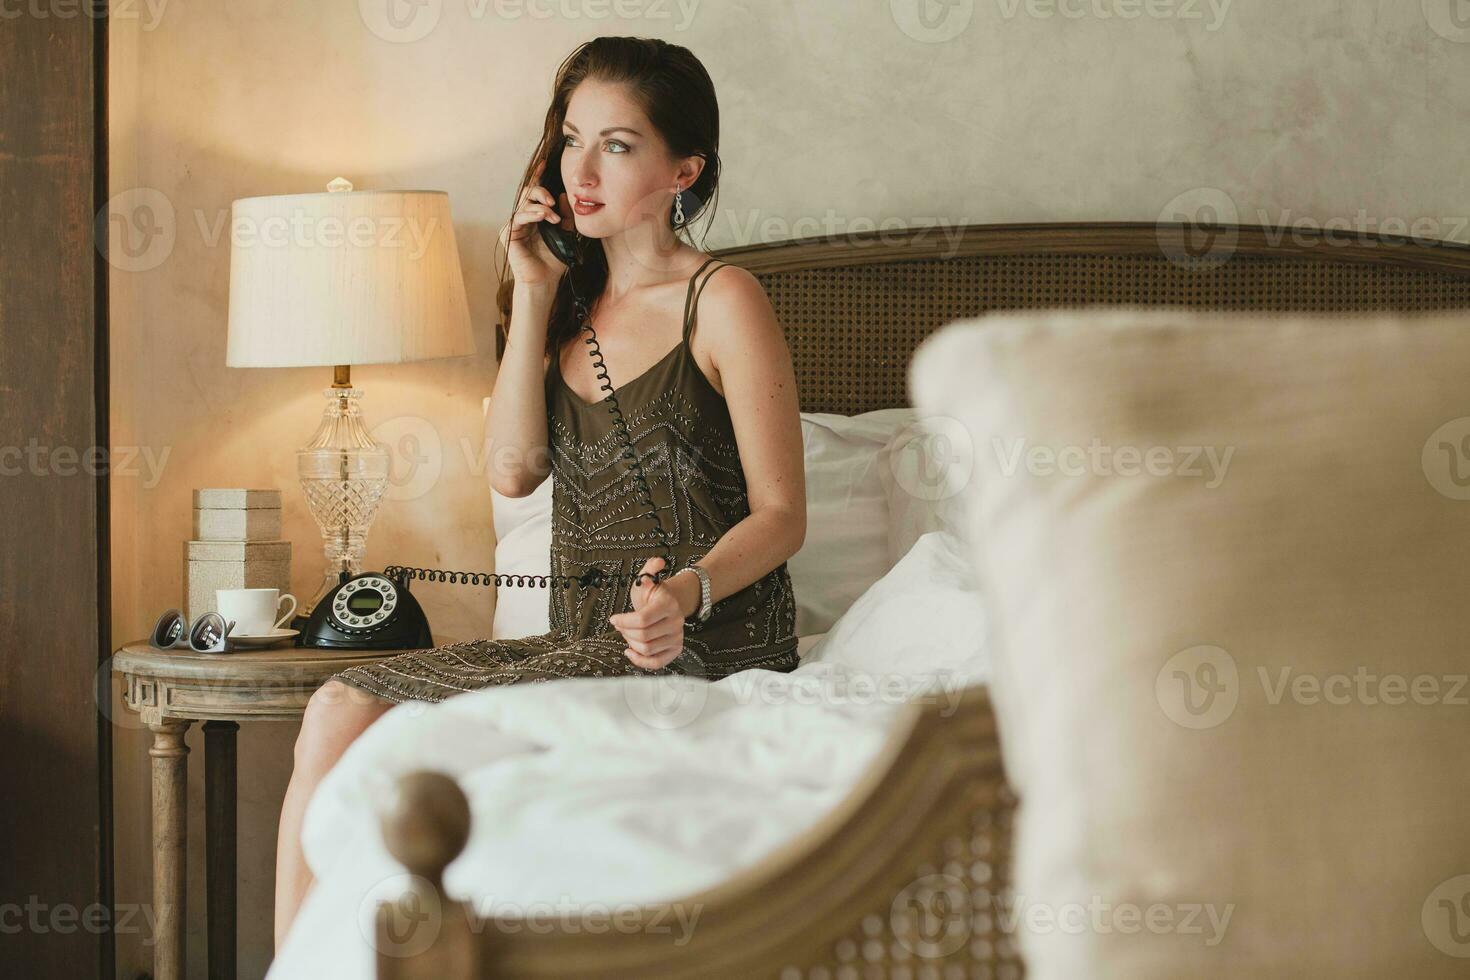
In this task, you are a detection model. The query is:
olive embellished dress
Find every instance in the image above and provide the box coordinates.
[330,258,801,705]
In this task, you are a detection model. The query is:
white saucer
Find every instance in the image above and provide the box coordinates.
[227,627,300,647]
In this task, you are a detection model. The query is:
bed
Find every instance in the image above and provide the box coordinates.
[267,221,1470,980]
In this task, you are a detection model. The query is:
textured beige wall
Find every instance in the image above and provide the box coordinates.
[107,2,1470,976]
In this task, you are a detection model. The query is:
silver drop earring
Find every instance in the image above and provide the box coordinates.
[673,186,686,227]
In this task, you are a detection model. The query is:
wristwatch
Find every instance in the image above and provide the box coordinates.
[678,564,713,624]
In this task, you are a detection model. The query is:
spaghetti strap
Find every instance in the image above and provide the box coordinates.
[682,258,729,345]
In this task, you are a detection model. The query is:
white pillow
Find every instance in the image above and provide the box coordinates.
[876,412,972,566]
[787,408,914,633]
[489,478,553,639]
[484,399,915,639]
[802,530,988,692]
[484,397,553,638]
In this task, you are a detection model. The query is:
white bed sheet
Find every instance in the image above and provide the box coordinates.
[266,635,956,980]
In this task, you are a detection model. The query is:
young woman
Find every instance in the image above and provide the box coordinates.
[273,37,806,947]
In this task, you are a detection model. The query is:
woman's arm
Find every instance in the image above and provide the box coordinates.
[487,283,558,498]
[666,266,807,617]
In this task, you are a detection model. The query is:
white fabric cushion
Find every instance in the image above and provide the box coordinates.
[802,529,988,692]
[876,413,972,566]
[488,478,553,639]
[912,308,1470,980]
[484,397,553,638]
[787,408,914,633]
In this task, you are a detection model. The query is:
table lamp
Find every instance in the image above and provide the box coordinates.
[226,177,476,615]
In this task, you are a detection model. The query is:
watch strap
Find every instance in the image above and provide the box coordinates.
[680,564,713,623]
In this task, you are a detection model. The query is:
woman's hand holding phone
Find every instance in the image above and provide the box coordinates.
[504,159,574,287]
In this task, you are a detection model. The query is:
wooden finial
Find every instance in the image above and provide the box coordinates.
[379,770,471,891]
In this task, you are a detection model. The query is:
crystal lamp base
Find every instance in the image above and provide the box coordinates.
[297,385,389,616]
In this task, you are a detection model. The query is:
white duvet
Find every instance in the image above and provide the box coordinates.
[268,660,925,978]
[267,532,988,979]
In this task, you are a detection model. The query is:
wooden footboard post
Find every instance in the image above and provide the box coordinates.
[375,771,480,980]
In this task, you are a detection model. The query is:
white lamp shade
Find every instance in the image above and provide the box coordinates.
[227,188,476,368]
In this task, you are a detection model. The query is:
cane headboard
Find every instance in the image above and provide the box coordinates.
[714,222,1470,415]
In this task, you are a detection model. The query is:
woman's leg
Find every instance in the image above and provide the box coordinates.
[274,679,395,950]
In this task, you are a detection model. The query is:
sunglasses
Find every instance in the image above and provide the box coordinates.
[149,608,238,654]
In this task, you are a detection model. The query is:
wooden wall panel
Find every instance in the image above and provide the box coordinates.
[0,8,112,979]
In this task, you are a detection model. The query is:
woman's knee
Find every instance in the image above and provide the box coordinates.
[294,680,390,770]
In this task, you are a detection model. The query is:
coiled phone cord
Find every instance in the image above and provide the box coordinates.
[386,266,679,594]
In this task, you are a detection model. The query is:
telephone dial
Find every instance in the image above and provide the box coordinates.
[300,146,678,650]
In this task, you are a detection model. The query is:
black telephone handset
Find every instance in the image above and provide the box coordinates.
[536,146,582,268]
[298,149,680,651]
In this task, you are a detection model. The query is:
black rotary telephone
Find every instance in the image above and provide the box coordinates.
[300,152,679,650]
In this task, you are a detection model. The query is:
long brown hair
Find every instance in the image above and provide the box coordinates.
[494,36,723,362]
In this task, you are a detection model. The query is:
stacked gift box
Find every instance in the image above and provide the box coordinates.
[184,488,292,623]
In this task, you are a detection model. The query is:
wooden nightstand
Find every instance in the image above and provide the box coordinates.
[111,640,452,980]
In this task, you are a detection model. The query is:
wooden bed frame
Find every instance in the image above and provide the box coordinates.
[372,221,1470,979]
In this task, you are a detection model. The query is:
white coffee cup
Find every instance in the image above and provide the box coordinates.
[216,588,297,635]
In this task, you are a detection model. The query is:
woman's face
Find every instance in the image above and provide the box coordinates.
[557,79,693,240]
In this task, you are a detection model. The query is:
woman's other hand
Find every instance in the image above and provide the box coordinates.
[609,557,694,670]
